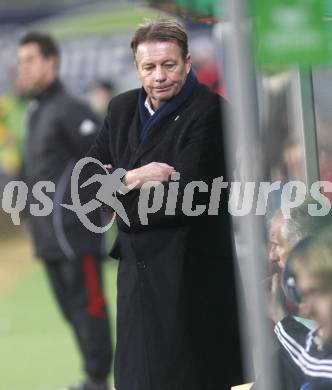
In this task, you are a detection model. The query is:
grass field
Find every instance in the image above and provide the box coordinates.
[0,231,118,390]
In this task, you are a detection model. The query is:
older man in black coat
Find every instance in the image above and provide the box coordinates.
[87,19,243,390]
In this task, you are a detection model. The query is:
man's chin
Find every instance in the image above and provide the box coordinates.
[269,262,282,275]
[150,95,171,110]
[154,91,173,100]
[23,85,41,98]
[153,85,178,97]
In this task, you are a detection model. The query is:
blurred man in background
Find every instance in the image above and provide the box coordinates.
[268,198,332,319]
[268,198,332,279]
[18,32,112,390]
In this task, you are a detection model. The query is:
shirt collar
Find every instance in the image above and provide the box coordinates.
[144,97,155,116]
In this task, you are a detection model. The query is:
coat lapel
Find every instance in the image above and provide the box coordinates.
[127,105,140,153]
[130,113,176,167]
[123,106,142,170]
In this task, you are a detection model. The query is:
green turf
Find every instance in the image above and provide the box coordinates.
[0,257,118,390]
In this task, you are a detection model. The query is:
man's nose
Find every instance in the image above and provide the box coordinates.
[269,248,279,263]
[155,66,166,82]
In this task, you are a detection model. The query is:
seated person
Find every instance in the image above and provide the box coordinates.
[270,228,332,390]
[267,197,332,327]
[252,199,332,389]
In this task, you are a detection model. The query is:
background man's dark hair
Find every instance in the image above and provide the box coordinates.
[20,32,59,58]
[131,18,188,60]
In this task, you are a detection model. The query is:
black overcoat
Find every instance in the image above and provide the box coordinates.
[87,83,243,390]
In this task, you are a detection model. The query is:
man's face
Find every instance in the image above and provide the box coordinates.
[268,216,292,273]
[135,40,192,111]
[18,42,57,95]
[297,269,332,343]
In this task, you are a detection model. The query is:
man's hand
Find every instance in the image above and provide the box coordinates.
[123,162,175,189]
[268,273,288,323]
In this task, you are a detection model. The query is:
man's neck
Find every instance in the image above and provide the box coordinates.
[33,77,59,99]
[41,75,57,92]
[151,98,167,112]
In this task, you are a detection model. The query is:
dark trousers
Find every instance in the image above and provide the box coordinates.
[44,254,112,382]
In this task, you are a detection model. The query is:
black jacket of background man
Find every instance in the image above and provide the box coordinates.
[23,79,106,261]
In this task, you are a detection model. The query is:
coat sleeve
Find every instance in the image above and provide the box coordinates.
[77,106,118,218]
[85,111,113,165]
[117,102,228,231]
[59,98,101,158]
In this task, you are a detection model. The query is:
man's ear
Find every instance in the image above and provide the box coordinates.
[185,53,192,73]
[134,60,141,77]
[50,56,60,72]
[135,59,144,83]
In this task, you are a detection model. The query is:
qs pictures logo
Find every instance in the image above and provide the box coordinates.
[62,157,136,233]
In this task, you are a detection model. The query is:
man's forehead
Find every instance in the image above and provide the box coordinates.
[135,40,182,61]
[270,216,285,236]
[269,216,291,245]
[19,42,42,57]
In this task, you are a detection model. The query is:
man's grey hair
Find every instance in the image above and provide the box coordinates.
[130,18,188,60]
[271,196,332,245]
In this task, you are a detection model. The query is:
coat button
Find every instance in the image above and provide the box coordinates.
[136,260,146,269]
